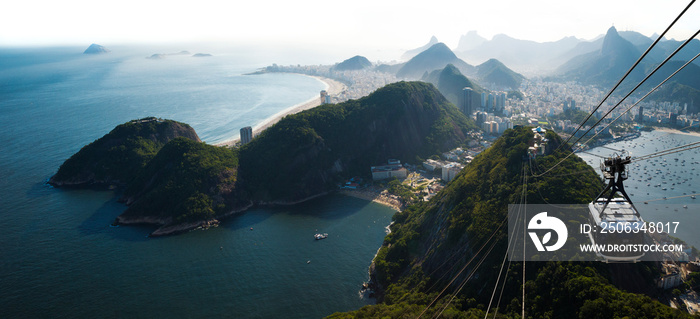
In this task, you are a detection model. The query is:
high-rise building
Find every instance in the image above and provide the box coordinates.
[637,106,644,123]
[481,92,487,110]
[320,90,328,104]
[461,87,474,115]
[476,111,487,127]
[240,126,253,145]
[487,93,494,113]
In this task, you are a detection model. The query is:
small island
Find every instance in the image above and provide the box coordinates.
[83,43,110,54]
[146,54,166,60]
[192,53,213,57]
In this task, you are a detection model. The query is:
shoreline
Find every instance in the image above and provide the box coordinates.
[652,126,700,138]
[339,189,403,212]
[215,74,346,147]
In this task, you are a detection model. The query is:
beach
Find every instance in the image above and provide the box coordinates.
[339,189,404,212]
[652,126,700,138]
[216,75,346,147]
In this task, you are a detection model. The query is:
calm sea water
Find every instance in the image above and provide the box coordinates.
[578,131,700,248]
[0,47,394,318]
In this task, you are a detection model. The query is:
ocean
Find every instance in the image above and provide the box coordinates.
[577,130,700,249]
[0,46,394,318]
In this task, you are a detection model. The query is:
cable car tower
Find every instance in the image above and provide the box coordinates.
[588,152,645,263]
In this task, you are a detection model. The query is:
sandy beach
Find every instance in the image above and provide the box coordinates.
[652,126,700,138]
[215,75,346,147]
[339,189,404,212]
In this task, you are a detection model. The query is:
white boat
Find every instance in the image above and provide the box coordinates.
[314,233,328,240]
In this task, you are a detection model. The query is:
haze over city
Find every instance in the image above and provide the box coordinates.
[2,0,698,56]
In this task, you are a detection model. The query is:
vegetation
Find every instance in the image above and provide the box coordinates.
[397,43,475,79]
[334,55,372,71]
[475,58,525,89]
[422,64,485,108]
[330,127,689,318]
[49,117,200,187]
[121,137,241,223]
[387,179,417,204]
[237,81,477,202]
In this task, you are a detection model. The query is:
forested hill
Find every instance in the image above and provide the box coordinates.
[51,82,478,236]
[237,81,478,203]
[48,118,200,187]
[329,127,689,318]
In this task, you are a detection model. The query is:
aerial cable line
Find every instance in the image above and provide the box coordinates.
[556,0,696,153]
[484,165,529,318]
[416,215,509,319]
[433,233,500,318]
[575,51,700,153]
[418,164,529,318]
[643,193,700,203]
[532,31,700,178]
[567,28,700,151]
[521,171,527,319]
[633,142,700,162]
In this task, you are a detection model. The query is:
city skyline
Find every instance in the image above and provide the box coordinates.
[2,0,698,52]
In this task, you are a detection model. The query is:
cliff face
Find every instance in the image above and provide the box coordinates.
[237,81,477,203]
[49,117,200,188]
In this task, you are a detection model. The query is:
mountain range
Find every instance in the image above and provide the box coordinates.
[451,29,700,77]
[396,42,476,79]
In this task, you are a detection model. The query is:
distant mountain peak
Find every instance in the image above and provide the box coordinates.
[334,55,372,71]
[601,25,637,56]
[83,43,109,54]
[397,43,475,79]
[456,31,487,52]
[401,36,440,60]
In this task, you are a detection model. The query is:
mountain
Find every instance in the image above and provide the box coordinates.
[333,55,372,71]
[475,58,526,89]
[421,64,484,108]
[455,30,487,52]
[329,127,689,318]
[117,137,245,236]
[557,26,644,86]
[48,117,200,188]
[456,34,581,75]
[52,82,477,235]
[397,43,475,79]
[401,36,439,61]
[83,43,110,54]
[237,81,478,202]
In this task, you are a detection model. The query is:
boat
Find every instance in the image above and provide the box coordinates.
[587,154,644,263]
[314,233,328,240]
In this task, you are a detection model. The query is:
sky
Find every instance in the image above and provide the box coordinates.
[1,0,698,57]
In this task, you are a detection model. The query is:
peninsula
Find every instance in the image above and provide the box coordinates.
[51,82,476,236]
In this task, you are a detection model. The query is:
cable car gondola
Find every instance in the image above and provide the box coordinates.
[587,153,645,263]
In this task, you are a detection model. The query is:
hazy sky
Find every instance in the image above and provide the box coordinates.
[2,0,697,52]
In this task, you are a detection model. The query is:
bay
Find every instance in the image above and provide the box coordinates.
[0,47,394,318]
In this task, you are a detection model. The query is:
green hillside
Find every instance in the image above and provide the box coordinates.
[334,55,372,71]
[476,58,526,89]
[422,64,485,108]
[397,43,475,79]
[238,81,478,202]
[329,127,688,318]
[49,117,200,187]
